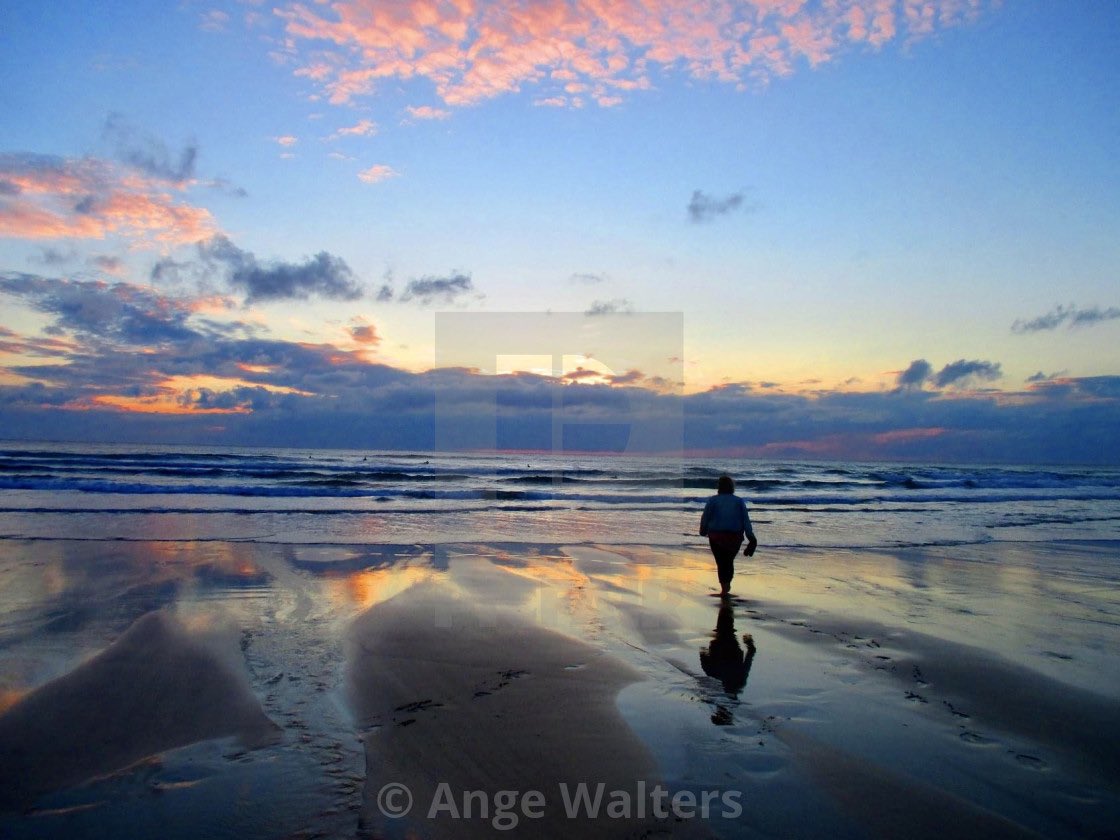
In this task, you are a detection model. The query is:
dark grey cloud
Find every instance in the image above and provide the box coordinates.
[606,369,644,385]
[73,195,97,214]
[376,284,394,302]
[933,359,1002,389]
[1012,305,1071,333]
[897,359,932,389]
[183,386,282,413]
[586,298,633,316]
[204,177,248,198]
[2,318,409,412]
[0,276,419,441]
[1025,375,1120,404]
[398,273,474,305]
[197,235,363,303]
[33,247,78,266]
[90,255,122,273]
[103,113,197,184]
[0,272,200,345]
[1064,376,1120,400]
[1070,306,1120,327]
[1,326,1119,462]
[896,358,1001,390]
[1026,370,1065,383]
[1,279,1117,463]
[149,254,189,284]
[687,190,744,223]
[705,383,752,396]
[1012,304,1120,333]
[562,367,602,381]
[0,381,87,409]
[569,272,605,285]
[196,318,261,339]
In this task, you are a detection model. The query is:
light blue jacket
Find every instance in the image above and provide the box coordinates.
[699,493,756,539]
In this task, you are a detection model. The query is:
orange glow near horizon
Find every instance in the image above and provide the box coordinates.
[871,427,946,444]
[89,394,247,415]
[79,374,314,415]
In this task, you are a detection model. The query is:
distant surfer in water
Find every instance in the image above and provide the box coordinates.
[699,475,758,597]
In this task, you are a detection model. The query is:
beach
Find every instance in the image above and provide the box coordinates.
[1,534,1118,838]
[4,0,1120,834]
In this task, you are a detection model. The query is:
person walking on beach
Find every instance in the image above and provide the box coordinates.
[699,475,758,597]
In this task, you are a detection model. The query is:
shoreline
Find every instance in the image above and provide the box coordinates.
[0,538,1117,837]
[3,533,1119,552]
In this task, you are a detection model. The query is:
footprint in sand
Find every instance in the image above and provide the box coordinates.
[394,699,441,714]
[1042,650,1074,661]
[473,668,530,698]
[1013,752,1048,770]
[943,700,969,718]
[959,730,994,745]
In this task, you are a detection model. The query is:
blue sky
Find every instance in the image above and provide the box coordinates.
[1,1,1118,462]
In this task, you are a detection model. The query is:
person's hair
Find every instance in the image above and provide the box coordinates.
[717,475,735,494]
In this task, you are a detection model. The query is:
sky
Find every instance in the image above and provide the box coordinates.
[1,0,1118,462]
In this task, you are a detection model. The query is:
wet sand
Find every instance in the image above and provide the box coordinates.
[0,539,1117,838]
[346,582,689,838]
[0,611,279,811]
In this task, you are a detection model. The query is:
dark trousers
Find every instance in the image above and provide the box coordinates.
[708,531,743,586]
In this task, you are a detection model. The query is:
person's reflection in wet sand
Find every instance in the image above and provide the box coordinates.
[699,603,757,725]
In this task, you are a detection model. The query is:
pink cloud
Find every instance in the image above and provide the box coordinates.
[329,118,378,138]
[847,4,870,40]
[868,0,898,45]
[404,104,452,120]
[277,0,994,108]
[0,154,217,244]
[357,163,399,183]
[780,16,835,66]
[0,203,106,240]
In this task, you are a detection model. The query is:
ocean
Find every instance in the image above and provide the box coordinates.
[1,441,1118,548]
